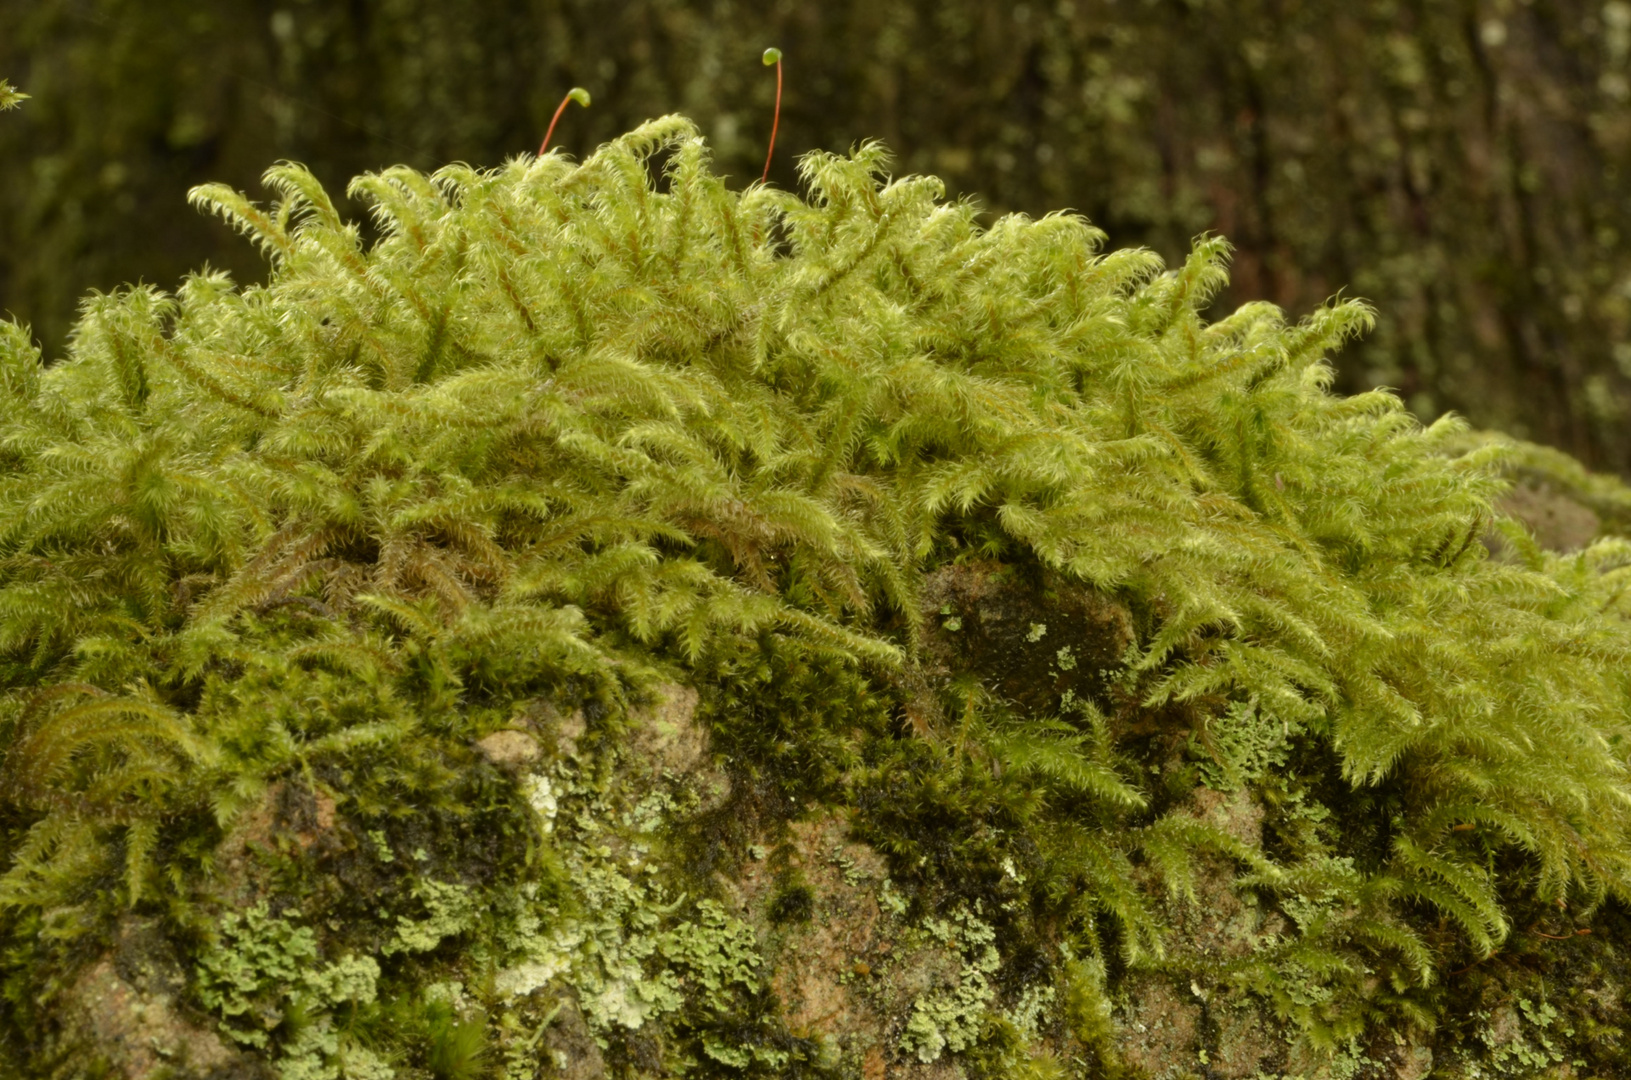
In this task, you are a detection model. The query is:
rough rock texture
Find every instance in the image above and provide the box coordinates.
[33,654,1630,1080]
[476,729,544,772]
[1117,979,1202,1078]
[920,562,1136,721]
[27,577,1623,1080]
[629,684,707,776]
[60,920,261,1080]
[213,780,341,907]
[536,996,608,1080]
[731,812,972,1079]
[1498,481,1603,552]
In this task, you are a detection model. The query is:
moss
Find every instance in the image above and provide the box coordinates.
[767,880,815,926]
[14,2,1631,476]
[2,116,1631,1079]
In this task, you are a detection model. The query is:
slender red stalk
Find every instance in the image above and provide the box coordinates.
[539,87,590,156]
[761,49,782,183]
[1528,924,1592,940]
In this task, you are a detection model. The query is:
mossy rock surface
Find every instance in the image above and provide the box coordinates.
[2,118,1631,1079]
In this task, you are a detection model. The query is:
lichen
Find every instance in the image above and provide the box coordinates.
[490,756,771,1068]
[523,775,560,833]
[195,903,382,1078]
[387,879,478,955]
[1462,995,1576,1078]
[1190,698,1297,792]
[898,905,1011,1064]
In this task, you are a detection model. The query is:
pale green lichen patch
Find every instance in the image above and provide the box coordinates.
[1458,996,1576,1078]
[387,879,478,955]
[899,905,1034,1064]
[486,746,780,1071]
[196,903,384,1078]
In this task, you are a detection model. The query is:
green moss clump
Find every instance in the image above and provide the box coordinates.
[0,116,1629,1077]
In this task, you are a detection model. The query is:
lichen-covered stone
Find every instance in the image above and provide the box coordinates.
[60,920,263,1080]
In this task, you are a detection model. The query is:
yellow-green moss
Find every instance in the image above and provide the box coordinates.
[0,117,1629,1078]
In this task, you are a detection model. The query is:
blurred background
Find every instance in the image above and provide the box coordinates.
[3,0,1630,471]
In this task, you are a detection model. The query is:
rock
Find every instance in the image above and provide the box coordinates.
[556,707,587,758]
[1211,1002,1279,1078]
[628,683,706,774]
[1189,785,1265,848]
[1497,481,1600,552]
[61,919,263,1080]
[537,994,607,1080]
[921,562,1135,721]
[475,728,543,771]
[1116,977,1203,1077]
[1393,1045,1433,1080]
[733,812,970,1079]
[214,780,340,906]
[520,698,589,759]
[761,815,890,1039]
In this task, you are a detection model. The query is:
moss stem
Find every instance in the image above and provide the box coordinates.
[761,49,782,183]
[539,87,591,156]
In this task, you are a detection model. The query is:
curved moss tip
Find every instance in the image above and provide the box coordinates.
[567,87,591,108]
[762,48,782,66]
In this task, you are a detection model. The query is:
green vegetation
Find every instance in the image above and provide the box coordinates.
[7,1,1631,474]
[1,116,1630,1077]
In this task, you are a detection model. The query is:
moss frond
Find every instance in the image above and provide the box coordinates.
[3,114,1631,1074]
